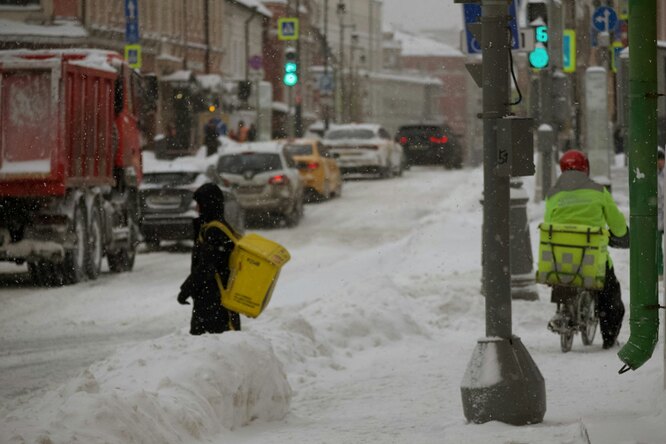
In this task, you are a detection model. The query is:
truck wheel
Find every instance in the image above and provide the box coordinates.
[107,212,137,272]
[28,262,49,286]
[62,204,87,285]
[86,204,103,280]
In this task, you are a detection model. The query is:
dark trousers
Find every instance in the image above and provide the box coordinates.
[598,265,624,345]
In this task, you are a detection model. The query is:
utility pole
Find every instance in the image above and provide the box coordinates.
[294,0,303,137]
[458,0,545,425]
[323,0,330,131]
[203,0,210,73]
[336,1,346,124]
[244,6,258,109]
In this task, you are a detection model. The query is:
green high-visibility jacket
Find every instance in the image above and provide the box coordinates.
[545,170,627,266]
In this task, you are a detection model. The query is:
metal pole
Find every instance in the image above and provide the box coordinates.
[324,0,330,130]
[482,4,510,339]
[337,2,345,124]
[460,0,545,425]
[295,0,303,137]
[203,0,210,74]
[244,7,258,110]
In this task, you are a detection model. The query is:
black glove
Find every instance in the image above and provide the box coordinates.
[609,226,630,249]
[177,292,190,305]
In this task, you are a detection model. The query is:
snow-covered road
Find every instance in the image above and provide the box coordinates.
[1,165,664,443]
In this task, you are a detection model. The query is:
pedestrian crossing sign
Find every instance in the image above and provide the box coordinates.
[124,44,142,69]
[278,18,299,41]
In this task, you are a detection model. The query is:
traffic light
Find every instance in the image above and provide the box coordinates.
[527,0,549,69]
[529,23,549,69]
[283,48,298,87]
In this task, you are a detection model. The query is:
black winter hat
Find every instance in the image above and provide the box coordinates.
[193,183,225,222]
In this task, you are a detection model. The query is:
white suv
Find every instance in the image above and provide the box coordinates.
[322,124,404,178]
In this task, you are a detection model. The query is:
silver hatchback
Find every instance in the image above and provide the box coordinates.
[213,142,304,227]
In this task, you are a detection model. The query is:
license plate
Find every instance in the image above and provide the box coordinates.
[148,194,181,205]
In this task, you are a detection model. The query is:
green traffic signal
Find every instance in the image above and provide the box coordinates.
[283,60,298,86]
[529,46,549,69]
[529,25,549,69]
[283,72,298,86]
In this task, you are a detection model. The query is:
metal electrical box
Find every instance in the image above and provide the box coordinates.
[496,117,535,177]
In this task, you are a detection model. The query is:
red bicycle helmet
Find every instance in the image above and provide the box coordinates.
[559,149,589,175]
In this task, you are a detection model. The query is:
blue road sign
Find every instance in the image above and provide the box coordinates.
[463,4,482,54]
[125,0,140,43]
[508,0,520,50]
[463,1,520,54]
[592,6,618,33]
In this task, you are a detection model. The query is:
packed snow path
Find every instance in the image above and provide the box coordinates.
[1,165,663,443]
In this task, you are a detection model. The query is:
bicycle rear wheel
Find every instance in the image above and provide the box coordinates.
[579,290,598,346]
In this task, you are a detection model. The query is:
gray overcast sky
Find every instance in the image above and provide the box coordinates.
[382,0,464,32]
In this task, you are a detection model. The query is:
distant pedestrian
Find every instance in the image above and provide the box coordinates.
[248,123,257,142]
[236,120,249,143]
[177,183,241,335]
[204,118,220,156]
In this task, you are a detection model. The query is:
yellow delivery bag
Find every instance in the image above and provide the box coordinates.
[203,221,291,318]
[536,223,608,290]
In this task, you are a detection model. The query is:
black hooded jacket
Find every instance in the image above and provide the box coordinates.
[179,183,238,334]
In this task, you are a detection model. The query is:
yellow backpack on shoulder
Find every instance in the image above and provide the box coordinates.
[201,221,291,318]
[536,223,609,289]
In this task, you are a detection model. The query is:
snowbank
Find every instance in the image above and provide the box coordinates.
[1,332,291,443]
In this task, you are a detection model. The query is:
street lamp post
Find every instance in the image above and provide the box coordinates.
[336,1,346,124]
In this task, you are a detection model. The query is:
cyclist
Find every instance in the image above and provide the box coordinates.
[544,149,629,349]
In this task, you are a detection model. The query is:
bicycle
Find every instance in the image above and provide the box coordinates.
[547,285,599,353]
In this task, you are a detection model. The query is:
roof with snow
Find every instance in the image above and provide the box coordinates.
[0,18,87,42]
[233,0,272,17]
[392,29,464,58]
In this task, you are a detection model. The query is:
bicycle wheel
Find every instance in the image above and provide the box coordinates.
[560,330,574,352]
[579,290,598,346]
[559,300,575,353]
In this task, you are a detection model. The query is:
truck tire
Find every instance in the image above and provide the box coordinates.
[86,204,103,280]
[107,211,137,273]
[61,204,87,285]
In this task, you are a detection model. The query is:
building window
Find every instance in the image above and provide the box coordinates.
[0,0,40,5]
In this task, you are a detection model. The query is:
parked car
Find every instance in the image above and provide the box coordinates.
[139,148,244,247]
[283,138,343,201]
[395,123,463,169]
[211,142,305,227]
[321,123,404,178]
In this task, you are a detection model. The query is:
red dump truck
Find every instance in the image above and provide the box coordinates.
[0,49,145,285]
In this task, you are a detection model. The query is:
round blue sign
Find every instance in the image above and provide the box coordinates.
[592,6,618,33]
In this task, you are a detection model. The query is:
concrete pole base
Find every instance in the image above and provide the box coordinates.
[461,336,546,425]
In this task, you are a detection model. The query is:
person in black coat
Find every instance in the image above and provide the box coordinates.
[178,183,241,334]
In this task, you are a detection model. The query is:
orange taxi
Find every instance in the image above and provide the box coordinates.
[283,138,343,201]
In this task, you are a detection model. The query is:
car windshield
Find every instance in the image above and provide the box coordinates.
[284,144,313,161]
[142,172,199,185]
[325,128,375,140]
[219,153,282,175]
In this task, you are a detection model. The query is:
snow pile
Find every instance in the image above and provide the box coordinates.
[1,332,291,443]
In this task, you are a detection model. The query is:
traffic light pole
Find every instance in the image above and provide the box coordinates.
[459,0,545,425]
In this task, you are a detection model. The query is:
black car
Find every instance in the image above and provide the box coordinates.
[139,154,244,247]
[395,124,463,169]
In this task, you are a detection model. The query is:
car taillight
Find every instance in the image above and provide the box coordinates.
[359,145,379,150]
[306,162,319,170]
[399,136,408,144]
[429,135,449,144]
[268,174,289,185]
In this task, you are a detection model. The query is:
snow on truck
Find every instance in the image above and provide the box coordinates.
[0,49,145,285]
